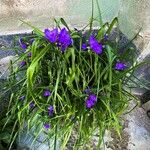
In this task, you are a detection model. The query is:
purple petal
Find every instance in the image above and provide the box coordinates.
[48,105,54,116]
[58,28,72,51]
[60,45,67,52]
[43,90,51,97]
[89,94,97,103]
[86,94,97,109]
[44,123,51,129]
[86,99,95,108]
[29,39,34,44]
[115,62,126,71]
[44,28,58,43]
[89,36,103,54]
[48,111,53,116]
[28,52,32,57]
[19,95,25,101]
[84,87,91,94]
[20,61,26,67]
[81,43,87,51]
[48,105,54,112]
[29,101,35,108]
[19,38,28,49]
[104,34,109,41]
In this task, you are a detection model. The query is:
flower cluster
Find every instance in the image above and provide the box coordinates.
[29,101,35,108]
[19,27,127,73]
[44,28,72,52]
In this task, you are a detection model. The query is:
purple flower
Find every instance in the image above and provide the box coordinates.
[89,94,97,102]
[48,105,54,116]
[28,52,32,57]
[29,101,35,108]
[104,34,109,41]
[58,28,72,52]
[115,62,126,71]
[86,94,97,109]
[19,95,25,101]
[43,90,51,97]
[20,61,26,67]
[89,35,103,54]
[19,38,28,49]
[84,87,91,94]
[44,28,58,43]
[60,45,68,52]
[86,99,95,108]
[44,123,51,129]
[81,43,87,51]
[29,39,34,44]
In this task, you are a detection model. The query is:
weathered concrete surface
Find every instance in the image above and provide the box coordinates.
[133,31,150,95]
[0,0,150,39]
[137,31,150,61]
[126,104,150,150]
[0,0,119,35]
[119,0,150,39]
[0,56,15,79]
[103,102,150,150]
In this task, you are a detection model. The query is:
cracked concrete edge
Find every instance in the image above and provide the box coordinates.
[126,104,150,150]
[0,55,16,79]
[102,102,150,150]
[142,101,150,112]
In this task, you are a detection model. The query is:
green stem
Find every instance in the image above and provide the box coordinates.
[89,0,94,36]
[96,0,103,27]
[54,125,58,150]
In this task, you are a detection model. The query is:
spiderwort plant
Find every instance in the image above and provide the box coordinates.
[4,17,144,150]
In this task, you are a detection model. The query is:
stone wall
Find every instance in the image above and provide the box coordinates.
[0,0,119,35]
[119,0,150,39]
[118,0,150,61]
[0,0,150,37]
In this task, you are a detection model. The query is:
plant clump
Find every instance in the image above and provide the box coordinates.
[2,17,143,149]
